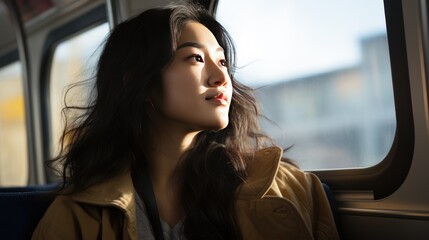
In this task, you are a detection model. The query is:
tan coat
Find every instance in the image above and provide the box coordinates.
[32,147,340,240]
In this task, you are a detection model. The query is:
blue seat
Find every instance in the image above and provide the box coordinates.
[0,183,58,240]
[322,183,342,239]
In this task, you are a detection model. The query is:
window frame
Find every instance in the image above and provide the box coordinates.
[39,4,107,182]
[213,0,414,199]
[422,0,429,113]
[0,50,19,69]
[316,0,414,200]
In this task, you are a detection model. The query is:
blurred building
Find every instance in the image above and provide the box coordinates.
[256,34,395,169]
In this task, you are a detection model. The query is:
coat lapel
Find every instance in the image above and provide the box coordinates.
[237,146,283,200]
[70,169,135,212]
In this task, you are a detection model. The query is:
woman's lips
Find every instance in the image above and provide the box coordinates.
[206,92,229,105]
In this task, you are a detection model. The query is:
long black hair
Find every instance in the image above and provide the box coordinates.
[54,2,276,239]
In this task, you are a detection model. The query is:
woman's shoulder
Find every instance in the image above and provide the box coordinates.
[273,160,324,199]
[238,147,340,239]
[37,194,103,225]
[32,195,89,239]
[238,146,313,199]
[249,146,315,184]
[33,191,128,239]
[33,170,135,239]
[251,146,321,187]
[277,160,320,188]
[245,146,325,200]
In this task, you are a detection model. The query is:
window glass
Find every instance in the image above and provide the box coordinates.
[50,23,109,157]
[216,0,396,170]
[0,61,28,186]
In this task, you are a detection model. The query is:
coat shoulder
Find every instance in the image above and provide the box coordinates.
[276,161,320,191]
[32,195,103,240]
[32,196,80,239]
[273,161,340,240]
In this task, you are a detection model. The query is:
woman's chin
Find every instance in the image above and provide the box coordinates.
[202,120,229,132]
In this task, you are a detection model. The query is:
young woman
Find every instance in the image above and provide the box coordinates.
[32,2,340,240]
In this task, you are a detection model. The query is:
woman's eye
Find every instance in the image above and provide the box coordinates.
[188,54,204,63]
[220,59,227,67]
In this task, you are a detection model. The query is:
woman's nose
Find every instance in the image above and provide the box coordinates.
[207,60,229,87]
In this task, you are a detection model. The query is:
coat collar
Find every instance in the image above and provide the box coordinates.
[236,146,283,200]
[70,168,135,212]
[70,146,284,210]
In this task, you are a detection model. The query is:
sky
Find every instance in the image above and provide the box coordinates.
[215,0,387,86]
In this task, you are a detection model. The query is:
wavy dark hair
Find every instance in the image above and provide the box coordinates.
[54,2,278,239]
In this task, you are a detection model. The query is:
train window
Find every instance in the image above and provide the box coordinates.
[49,23,109,157]
[0,61,28,186]
[216,0,395,170]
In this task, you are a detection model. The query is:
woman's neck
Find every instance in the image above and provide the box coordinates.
[145,128,199,227]
[148,129,198,186]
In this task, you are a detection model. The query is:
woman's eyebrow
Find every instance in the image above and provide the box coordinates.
[177,41,224,52]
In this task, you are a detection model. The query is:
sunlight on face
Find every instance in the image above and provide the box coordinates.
[156,21,233,132]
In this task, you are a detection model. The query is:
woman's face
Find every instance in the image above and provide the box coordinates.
[156,21,232,132]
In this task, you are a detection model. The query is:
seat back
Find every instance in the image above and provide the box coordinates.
[322,183,342,239]
[0,184,58,240]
